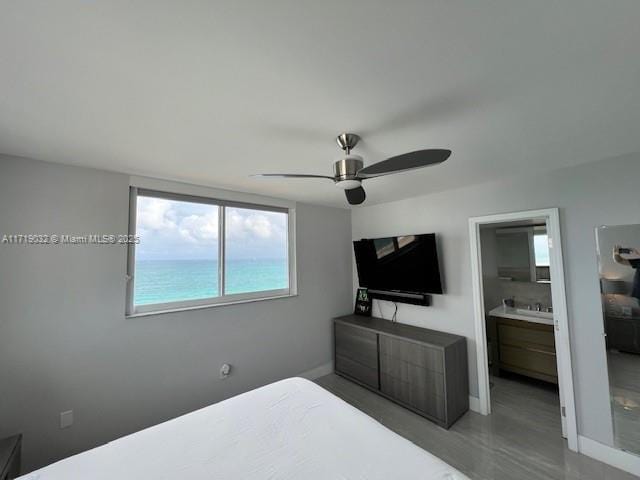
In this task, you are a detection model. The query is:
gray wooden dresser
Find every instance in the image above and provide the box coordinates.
[334,315,468,428]
[0,434,21,480]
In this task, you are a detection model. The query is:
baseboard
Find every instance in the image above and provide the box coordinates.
[298,361,334,380]
[468,395,481,413]
[578,435,640,477]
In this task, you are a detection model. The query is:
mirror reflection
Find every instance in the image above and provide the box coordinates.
[495,225,550,283]
[596,224,640,455]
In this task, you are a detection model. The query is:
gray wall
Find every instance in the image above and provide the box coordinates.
[0,155,353,472]
[352,152,640,447]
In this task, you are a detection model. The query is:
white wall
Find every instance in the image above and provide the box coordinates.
[0,155,353,472]
[352,152,640,447]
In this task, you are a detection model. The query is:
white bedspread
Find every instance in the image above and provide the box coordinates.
[20,377,468,479]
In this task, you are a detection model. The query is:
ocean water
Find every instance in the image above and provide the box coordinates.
[134,259,288,306]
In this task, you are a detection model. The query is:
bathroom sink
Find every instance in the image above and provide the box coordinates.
[514,308,553,320]
[488,305,555,325]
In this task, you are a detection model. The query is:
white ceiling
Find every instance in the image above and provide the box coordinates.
[1,1,639,208]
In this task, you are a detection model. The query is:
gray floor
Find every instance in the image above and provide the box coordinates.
[316,373,639,480]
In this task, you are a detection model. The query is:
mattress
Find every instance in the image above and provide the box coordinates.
[20,377,469,479]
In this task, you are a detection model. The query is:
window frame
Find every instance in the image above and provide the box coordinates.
[126,185,296,317]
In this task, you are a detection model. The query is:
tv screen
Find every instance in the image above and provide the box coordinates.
[353,233,443,295]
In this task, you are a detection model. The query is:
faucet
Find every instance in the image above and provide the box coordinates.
[502,297,515,308]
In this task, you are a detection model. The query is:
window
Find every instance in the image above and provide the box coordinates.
[533,231,551,282]
[533,233,550,267]
[126,188,293,315]
[224,207,289,295]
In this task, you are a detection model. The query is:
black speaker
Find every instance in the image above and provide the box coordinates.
[368,289,431,306]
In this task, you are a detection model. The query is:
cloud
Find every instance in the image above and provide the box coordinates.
[226,208,285,240]
[137,196,218,243]
[135,198,286,260]
[178,212,219,243]
[136,197,177,231]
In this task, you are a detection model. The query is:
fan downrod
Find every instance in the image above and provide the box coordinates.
[336,133,360,154]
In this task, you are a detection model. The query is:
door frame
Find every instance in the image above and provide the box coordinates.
[468,207,579,452]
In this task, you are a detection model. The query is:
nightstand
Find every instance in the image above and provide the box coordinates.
[0,435,21,480]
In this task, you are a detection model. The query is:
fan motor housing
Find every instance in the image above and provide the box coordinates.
[334,155,363,181]
[333,155,363,190]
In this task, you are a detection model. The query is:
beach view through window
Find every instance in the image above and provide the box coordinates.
[133,195,288,306]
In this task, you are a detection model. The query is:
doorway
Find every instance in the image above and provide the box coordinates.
[469,208,578,451]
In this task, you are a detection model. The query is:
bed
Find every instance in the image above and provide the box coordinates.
[19,377,469,479]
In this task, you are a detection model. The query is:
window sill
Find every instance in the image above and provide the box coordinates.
[126,292,297,318]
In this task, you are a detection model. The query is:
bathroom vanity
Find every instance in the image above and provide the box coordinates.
[487,306,558,384]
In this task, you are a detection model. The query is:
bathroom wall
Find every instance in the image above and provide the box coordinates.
[481,227,552,311]
[484,278,553,311]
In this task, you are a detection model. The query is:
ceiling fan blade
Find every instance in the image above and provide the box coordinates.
[345,186,366,205]
[252,173,334,180]
[357,149,451,178]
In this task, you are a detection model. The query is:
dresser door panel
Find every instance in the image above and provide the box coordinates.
[335,354,379,389]
[379,354,445,397]
[380,373,445,421]
[335,323,378,369]
[378,335,443,373]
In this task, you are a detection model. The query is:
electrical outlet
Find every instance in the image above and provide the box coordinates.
[220,363,231,379]
[60,410,74,429]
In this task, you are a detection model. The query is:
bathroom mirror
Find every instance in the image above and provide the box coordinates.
[495,225,550,283]
[596,224,640,455]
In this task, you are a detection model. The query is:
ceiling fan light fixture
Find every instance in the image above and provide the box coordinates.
[334,179,362,190]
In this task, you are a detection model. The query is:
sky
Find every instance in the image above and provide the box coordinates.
[534,233,550,267]
[135,195,287,261]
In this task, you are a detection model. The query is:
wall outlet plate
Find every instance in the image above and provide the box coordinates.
[220,363,231,379]
[60,410,74,429]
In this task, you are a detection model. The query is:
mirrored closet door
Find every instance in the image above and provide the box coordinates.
[596,224,640,455]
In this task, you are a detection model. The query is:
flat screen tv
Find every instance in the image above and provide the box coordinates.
[353,233,443,295]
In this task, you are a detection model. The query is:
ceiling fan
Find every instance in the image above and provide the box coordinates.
[253,133,451,205]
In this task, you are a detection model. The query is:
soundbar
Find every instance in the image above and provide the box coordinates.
[368,289,432,306]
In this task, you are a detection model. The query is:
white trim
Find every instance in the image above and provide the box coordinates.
[125,187,137,316]
[125,177,298,316]
[131,288,291,315]
[546,207,578,448]
[297,362,334,381]
[468,395,481,413]
[130,175,295,210]
[468,219,491,416]
[287,207,298,296]
[527,227,537,281]
[126,293,298,318]
[578,436,640,477]
[468,208,579,452]
[218,205,226,296]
